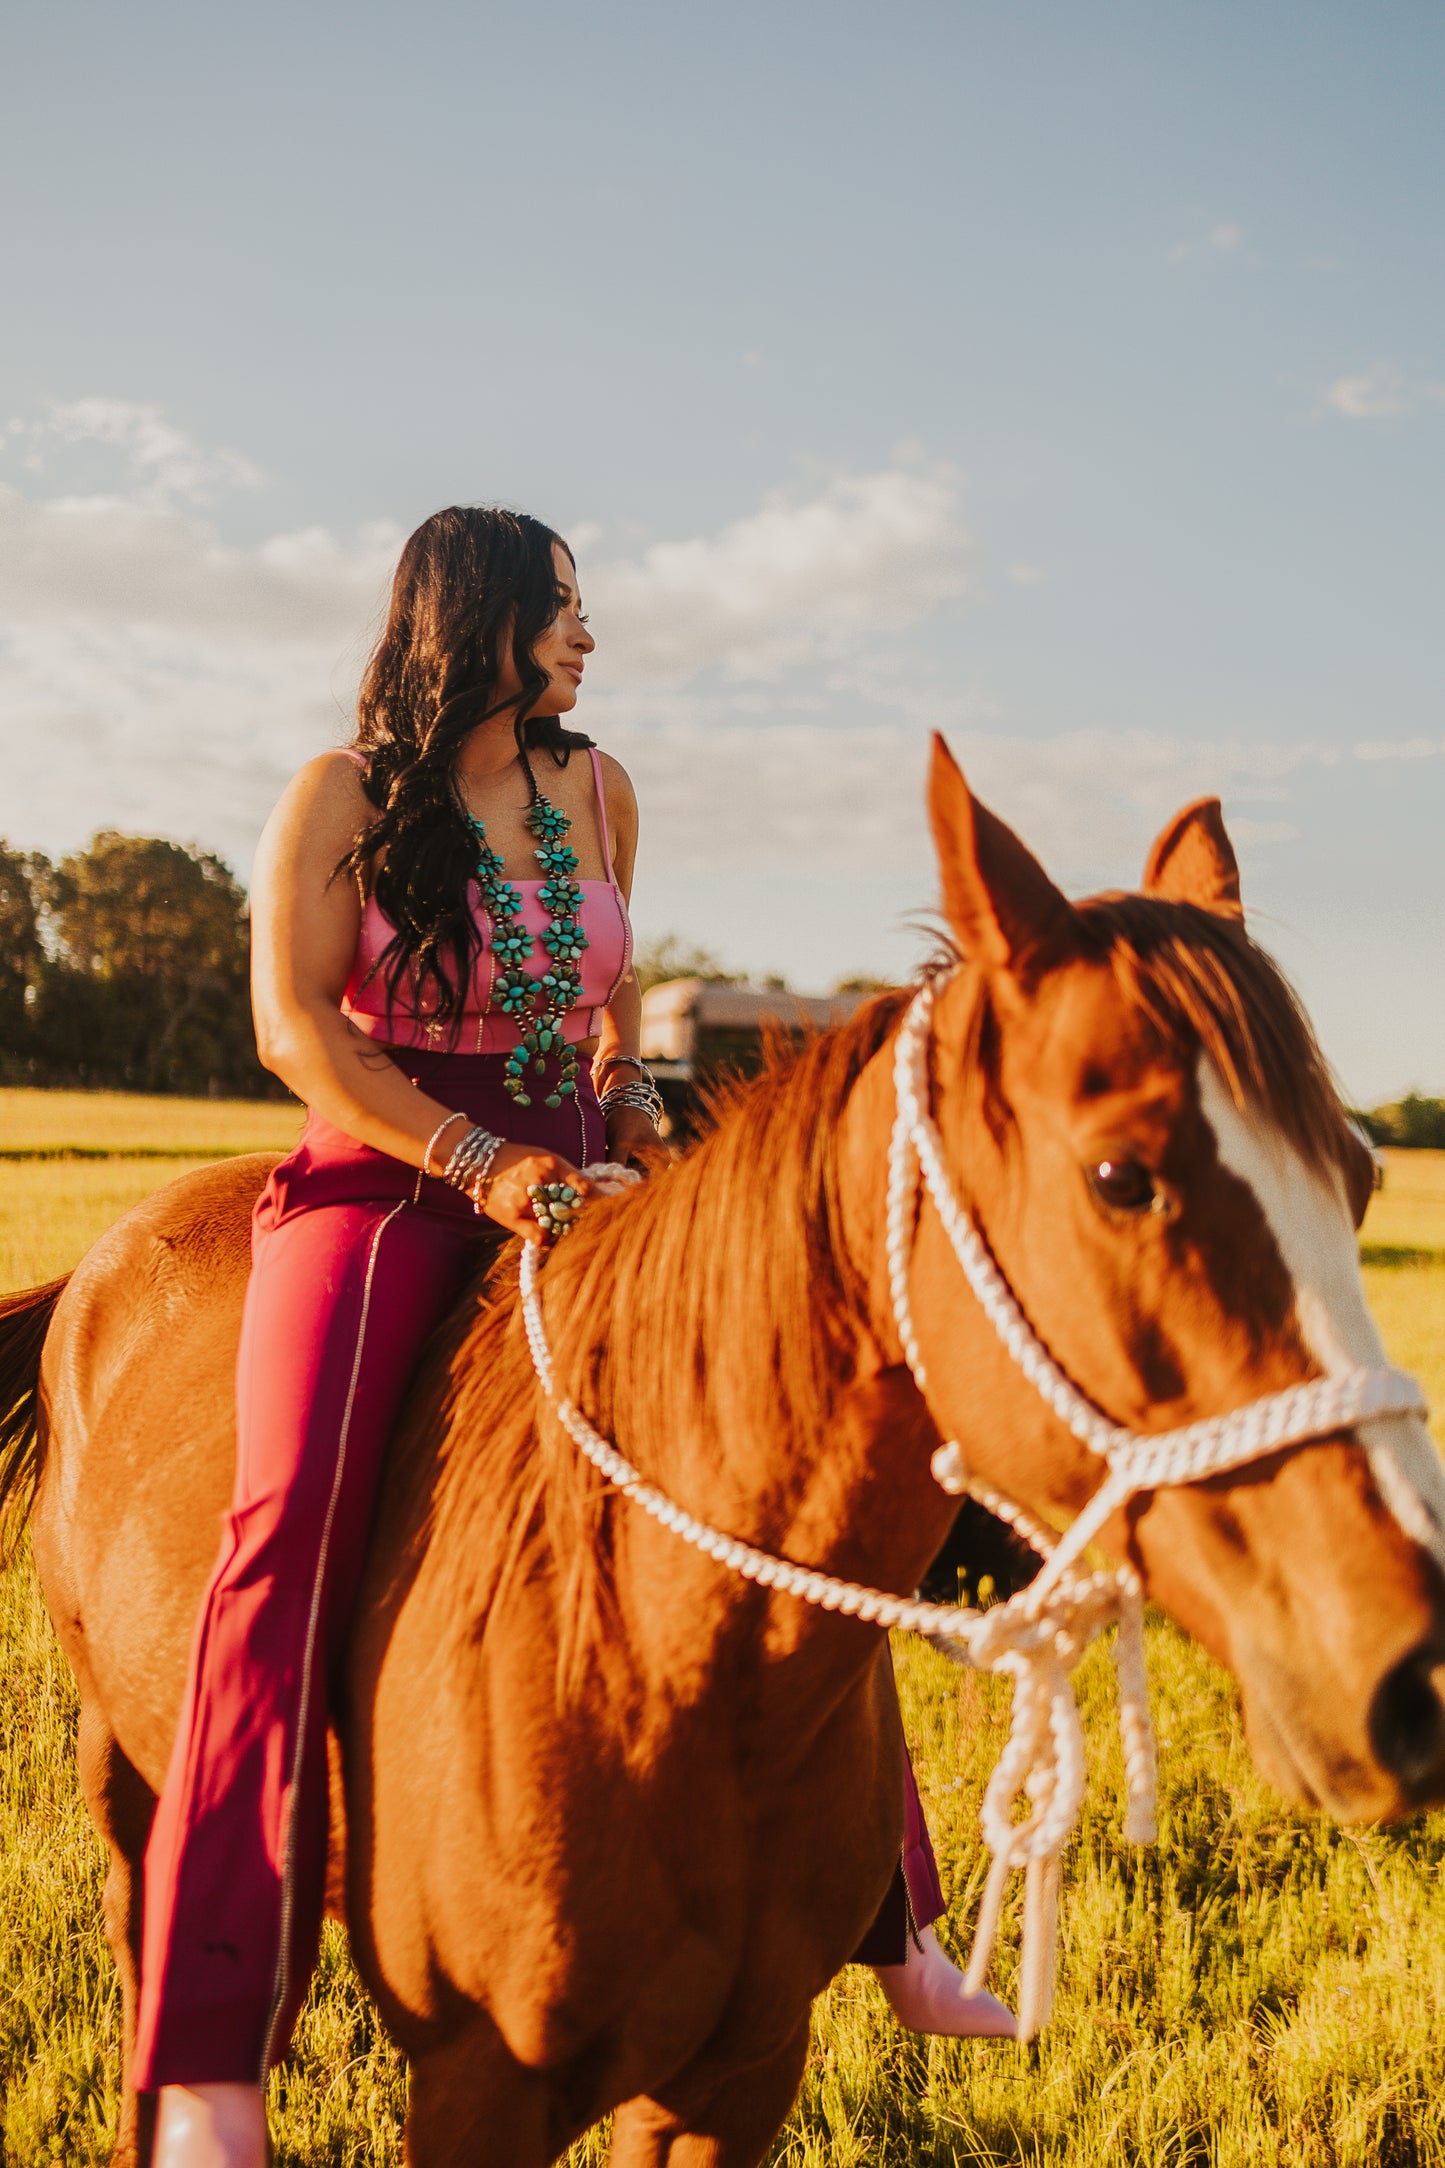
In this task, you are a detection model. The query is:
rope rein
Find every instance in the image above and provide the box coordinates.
[518,977,1433,2041]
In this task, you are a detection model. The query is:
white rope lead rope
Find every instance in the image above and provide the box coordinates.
[520,982,1432,2041]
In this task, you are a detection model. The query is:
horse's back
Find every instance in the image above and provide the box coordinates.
[33,1153,275,1781]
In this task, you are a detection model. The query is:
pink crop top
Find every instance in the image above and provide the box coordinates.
[340,746,632,1053]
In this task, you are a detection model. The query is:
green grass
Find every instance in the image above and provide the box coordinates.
[4,1116,1445,2162]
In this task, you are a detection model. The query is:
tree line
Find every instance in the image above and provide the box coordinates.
[1356,1095,1445,1151]
[0,833,275,1098]
[5,830,1445,1126]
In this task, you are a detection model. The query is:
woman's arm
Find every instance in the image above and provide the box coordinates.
[588,755,659,1165]
[250,752,589,1236]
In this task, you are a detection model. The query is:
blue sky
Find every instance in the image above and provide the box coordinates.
[2,1,1443,1099]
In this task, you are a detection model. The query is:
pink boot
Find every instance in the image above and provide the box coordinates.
[873,1926,1017,2038]
[153,2083,270,2168]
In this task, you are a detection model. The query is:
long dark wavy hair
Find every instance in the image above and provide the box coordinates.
[340,505,593,1036]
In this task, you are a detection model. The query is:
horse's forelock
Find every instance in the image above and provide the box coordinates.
[1068,893,1351,1179]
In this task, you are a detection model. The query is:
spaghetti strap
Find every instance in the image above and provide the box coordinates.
[341,747,368,770]
[588,747,617,887]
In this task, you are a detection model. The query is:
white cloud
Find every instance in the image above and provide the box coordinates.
[0,404,404,867]
[0,487,401,643]
[0,401,971,873]
[1321,367,1445,421]
[1324,368,1410,421]
[602,718,1445,885]
[1167,220,1246,264]
[588,709,1317,881]
[1353,736,1443,761]
[7,395,1434,921]
[4,397,266,505]
[584,464,969,685]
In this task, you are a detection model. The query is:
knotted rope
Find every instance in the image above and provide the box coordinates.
[519,983,1434,2041]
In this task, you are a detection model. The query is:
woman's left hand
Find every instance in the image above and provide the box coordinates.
[605,1105,664,1171]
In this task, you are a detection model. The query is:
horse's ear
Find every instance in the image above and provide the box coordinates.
[1142,798,1243,921]
[928,734,1074,971]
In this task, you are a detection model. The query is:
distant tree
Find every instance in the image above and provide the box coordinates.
[633,934,741,994]
[29,833,271,1096]
[1359,1094,1445,1150]
[832,973,893,996]
[0,843,48,1080]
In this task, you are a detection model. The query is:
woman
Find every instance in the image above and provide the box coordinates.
[137,506,1011,2168]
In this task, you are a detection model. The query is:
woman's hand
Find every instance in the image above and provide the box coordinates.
[605,1104,663,1171]
[481,1143,594,1243]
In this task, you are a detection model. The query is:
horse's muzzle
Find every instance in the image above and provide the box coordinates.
[1370,1644,1445,1803]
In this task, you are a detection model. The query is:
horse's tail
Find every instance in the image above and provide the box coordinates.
[0,1275,68,1562]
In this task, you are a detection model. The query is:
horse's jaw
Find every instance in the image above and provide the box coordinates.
[1126,1449,1445,1824]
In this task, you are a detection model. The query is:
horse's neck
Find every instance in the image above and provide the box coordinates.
[597,1035,959,1692]
[834,1004,1110,1539]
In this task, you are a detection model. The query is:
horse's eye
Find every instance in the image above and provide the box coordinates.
[1087,1158,1158,1215]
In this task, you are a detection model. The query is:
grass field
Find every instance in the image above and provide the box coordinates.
[0,1086,302,1161]
[3,1118,1445,2164]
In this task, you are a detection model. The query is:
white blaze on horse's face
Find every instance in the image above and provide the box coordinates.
[1196,1059,1445,1557]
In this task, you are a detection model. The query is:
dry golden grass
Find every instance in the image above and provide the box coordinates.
[0,1087,297,1290]
[0,1085,301,1160]
[1363,1148,1445,1264]
[0,1159,244,1289]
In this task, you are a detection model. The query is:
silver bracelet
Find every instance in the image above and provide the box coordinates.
[595,1053,654,1087]
[422,1110,468,1177]
[466,1132,506,1214]
[599,1081,662,1126]
[442,1124,504,1193]
[600,1079,661,1107]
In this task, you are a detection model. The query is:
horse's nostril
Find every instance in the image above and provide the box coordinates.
[1370,1652,1445,1793]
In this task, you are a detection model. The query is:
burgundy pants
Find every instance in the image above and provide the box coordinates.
[132,1052,941,2089]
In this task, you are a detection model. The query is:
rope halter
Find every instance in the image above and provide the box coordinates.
[519,977,1433,2042]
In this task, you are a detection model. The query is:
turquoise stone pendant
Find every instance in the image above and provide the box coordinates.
[462,781,587,1111]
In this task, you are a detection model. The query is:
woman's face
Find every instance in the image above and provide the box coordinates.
[498,539,595,716]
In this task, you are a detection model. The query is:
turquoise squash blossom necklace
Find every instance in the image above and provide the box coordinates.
[460,771,589,1108]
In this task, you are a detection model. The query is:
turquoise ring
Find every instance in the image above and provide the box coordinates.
[527,1181,583,1241]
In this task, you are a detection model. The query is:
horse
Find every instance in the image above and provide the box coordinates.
[4,735,1445,2168]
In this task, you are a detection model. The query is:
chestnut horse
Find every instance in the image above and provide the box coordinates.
[4,739,1445,2168]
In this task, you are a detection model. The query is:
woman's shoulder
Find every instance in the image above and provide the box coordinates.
[589,746,637,811]
[287,746,374,811]
[259,747,375,862]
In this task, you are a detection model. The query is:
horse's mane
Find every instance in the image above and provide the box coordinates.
[412,892,1348,1693]
[420,985,912,1691]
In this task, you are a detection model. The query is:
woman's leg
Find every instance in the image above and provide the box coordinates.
[134,1195,482,2094]
[862,1751,1016,2039]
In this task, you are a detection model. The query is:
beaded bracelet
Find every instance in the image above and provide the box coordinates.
[422,1109,469,1178]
